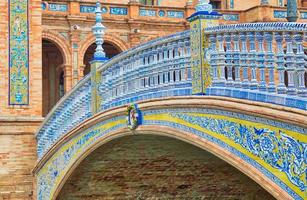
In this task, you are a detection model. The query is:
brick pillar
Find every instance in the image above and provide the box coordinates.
[61,64,73,93]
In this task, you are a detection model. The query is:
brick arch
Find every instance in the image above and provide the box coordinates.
[42,30,72,65]
[79,33,129,64]
[35,97,305,200]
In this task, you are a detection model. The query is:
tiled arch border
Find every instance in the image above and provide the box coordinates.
[33,96,307,200]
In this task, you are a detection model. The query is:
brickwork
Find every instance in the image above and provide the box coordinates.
[0,119,41,200]
[57,135,274,199]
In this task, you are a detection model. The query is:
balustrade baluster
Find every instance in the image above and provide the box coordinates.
[232,33,241,88]
[294,33,307,97]
[265,32,276,92]
[184,39,190,57]
[178,39,184,58]
[163,44,168,62]
[209,34,218,86]
[216,34,226,86]
[247,32,258,90]
[224,33,233,85]
[174,41,179,59]
[240,33,249,89]
[168,43,173,60]
[153,47,158,64]
[157,46,163,63]
[285,32,297,95]
[256,32,266,91]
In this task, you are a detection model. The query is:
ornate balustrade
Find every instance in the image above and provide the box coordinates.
[36,22,307,160]
[97,31,191,111]
[205,23,307,110]
[36,78,92,158]
[36,31,191,159]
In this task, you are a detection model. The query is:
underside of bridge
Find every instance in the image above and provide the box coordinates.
[56,134,274,199]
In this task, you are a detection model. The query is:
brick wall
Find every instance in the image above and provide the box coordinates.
[57,135,274,199]
[0,0,41,199]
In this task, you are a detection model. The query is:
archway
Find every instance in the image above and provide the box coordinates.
[56,134,274,199]
[83,42,122,76]
[42,39,65,117]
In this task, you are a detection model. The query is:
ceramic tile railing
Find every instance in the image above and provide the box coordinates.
[36,77,92,158]
[97,30,191,111]
[205,23,307,110]
[36,23,307,160]
[36,31,191,159]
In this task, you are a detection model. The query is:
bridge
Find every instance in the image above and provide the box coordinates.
[33,3,307,200]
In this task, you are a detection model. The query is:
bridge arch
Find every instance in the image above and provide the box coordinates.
[34,97,305,200]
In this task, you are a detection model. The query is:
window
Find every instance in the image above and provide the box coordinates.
[211,1,222,9]
[140,0,156,5]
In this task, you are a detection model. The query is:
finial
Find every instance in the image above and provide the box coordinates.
[92,1,107,61]
[196,0,213,13]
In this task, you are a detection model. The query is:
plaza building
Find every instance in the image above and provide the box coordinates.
[0,0,306,199]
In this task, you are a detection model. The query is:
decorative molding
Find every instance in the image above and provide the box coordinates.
[9,0,29,105]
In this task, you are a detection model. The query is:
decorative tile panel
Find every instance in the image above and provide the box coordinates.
[167,10,184,18]
[158,10,165,17]
[110,7,128,15]
[274,10,287,18]
[41,2,47,10]
[223,14,239,21]
[301,12,307,19]
[37,108,306,200]
[48,3,68,12]
[80,5,107,13]
[9,0,29,105]
[139,9,156,17]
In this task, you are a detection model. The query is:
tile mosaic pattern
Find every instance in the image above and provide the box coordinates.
[9,0,29,105]
[37,108,306,200]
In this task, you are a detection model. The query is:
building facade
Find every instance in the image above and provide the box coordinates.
[0,0,306,199]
